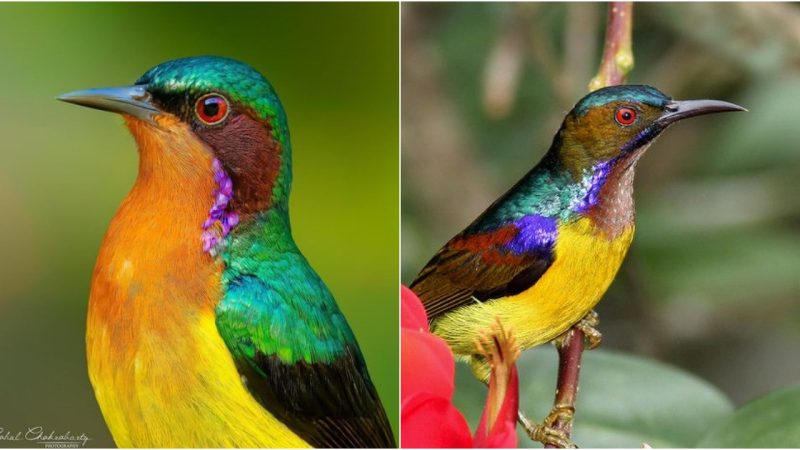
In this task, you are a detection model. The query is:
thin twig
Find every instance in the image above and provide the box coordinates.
[545,3,634,447]
[548,329,584,444]
[589,2,634,92]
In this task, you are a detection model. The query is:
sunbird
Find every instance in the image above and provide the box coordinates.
[58,56,394,448]
[410,85,744,441]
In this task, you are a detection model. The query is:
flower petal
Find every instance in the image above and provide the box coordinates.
[402,328,455,400]
[401,393,473,448]
[401,285,429,331]
[473,321,521,448]
[474,365,519,448]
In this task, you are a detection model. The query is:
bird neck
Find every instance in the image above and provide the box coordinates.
[227,205,297,262]
[487,145,642,238]
[202,151,296,254]
[220,196,313,294]
[123,116,295,257]
[216,204,360,364]
[574,153,638,236]
[193,113,293,218]
[124,117,220,258]
[561,143,647,236]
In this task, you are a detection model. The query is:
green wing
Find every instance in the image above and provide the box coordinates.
[216,270,394,448]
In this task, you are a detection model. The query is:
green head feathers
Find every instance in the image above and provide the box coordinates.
[572,85,671,117]
[138,56,290,146]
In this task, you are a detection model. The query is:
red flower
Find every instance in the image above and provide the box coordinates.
[401,285,520,448]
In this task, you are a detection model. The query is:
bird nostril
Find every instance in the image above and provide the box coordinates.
[664,102,679,112]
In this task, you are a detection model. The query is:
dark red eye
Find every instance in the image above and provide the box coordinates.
[615,107,637,126]
[195,94,229,125]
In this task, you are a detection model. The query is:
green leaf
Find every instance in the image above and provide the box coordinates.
[452,347,734,448]
[697,384,800,447]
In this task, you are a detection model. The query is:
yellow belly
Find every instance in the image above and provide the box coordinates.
[87,310,311,448]
[431,217,634,356]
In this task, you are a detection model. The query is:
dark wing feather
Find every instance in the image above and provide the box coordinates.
[410,225,555,320]
[232,347,395,448]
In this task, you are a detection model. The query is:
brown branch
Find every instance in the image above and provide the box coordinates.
[545,3,634,447]
[589,2,634,92]
[547,329,584,445]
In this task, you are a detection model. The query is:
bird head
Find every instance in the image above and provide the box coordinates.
[554,85,745,177]
[58,56,291,217]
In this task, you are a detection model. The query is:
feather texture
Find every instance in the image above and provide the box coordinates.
[216,208,394,447]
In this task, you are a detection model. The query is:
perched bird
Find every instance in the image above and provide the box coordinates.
[410,85,744,381]
[59,56,394,448]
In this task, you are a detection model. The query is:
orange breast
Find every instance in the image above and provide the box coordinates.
[86,116,221,441]
[88,116,219,347]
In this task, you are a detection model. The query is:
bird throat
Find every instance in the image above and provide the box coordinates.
[123,116,242,256]
[579,145,649,237]
[124,115,292,257]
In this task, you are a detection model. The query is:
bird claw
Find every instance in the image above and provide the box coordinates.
[543,403,576,431]
[575,310,602,350]
[553,310,602,350]
[518,411,577,449]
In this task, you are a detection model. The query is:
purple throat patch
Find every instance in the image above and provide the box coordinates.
[576,159,614,213]
[202,158,239,256]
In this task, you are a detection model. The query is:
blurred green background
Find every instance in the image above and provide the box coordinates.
[402,2,800,447]
[0,3,398,447]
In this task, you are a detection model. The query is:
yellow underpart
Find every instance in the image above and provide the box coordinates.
[431,217,634,358]
[89,312,310,448]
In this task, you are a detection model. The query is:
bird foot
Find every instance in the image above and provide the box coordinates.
[575,310,601,350]
[518,411,577,449]
[543,403,576,432]
[553,310,602,350]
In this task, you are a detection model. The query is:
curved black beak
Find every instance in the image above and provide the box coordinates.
[656,99,746,127]
[57,85,160,125]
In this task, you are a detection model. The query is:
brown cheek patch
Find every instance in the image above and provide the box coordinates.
[574,107,624,158]
[560,104,650,178]
[195,114,282,215]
